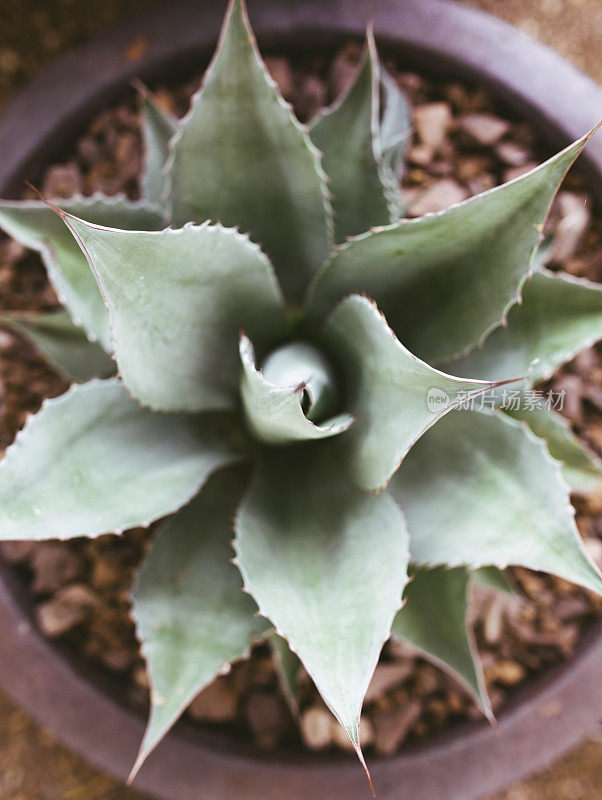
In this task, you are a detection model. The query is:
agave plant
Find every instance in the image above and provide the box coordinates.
[1,0,602,786]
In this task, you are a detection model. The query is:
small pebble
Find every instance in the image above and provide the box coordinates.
[365,662,414,703]
[490,660,527,686]
[101,648,135,673]
[36,584,99,638]
[245,691,289,748]
[483,595,506,645]
[495,140,532,166]
[30,541,84,594]
[585,537,602,569]
[408,143,435,166]
[467,173,496,194]
[547,192,591,263]
[91,554,124,589]
[413,102,453,151]
[42,163,83,198]
[567,245,602,279]
[459,112,511,146]
[409,179,469,216]
[188,677,238,723]
[413,663,442,696]
[300,705,334,750]
[372,700,422,756]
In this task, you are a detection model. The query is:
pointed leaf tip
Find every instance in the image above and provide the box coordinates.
[0,310,115,383]
[130,467,269,777]
[63,218,288,412]
[167,0,331,304]
[453,268,602,387]
[392,566,491,716]
[235,443,410,772]
[0,379,242,541]
[0,196,164,351]
[309,132,591,364]
[310,37,392,242]
[324,294,519,489]
[505,401,602,492]
[391,409,602,596]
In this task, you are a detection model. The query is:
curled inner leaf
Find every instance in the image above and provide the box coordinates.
[239,335,354,444]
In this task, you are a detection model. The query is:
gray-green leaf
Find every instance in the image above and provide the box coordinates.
[308,133,591,363]
[138,84,178,207]
[239,334,354,444]
[61,215,288,412]
[235,443,409,767]
[130,467,267,778]
[471,566,516,596]
[324,295,511,490]
[391,566,491,715]
[0,379,240,540]
[270,633,301,718]
[0,310,115,383]
[505,401,602,492]
[390,409,602,594]
[0,196,165,350]
[167,0,331,304]
[452,269,602,385]
[310,32,399,241]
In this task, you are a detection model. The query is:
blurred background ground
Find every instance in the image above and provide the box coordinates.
[0,1,602,798]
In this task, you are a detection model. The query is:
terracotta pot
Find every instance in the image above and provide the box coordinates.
[1,2,601,798]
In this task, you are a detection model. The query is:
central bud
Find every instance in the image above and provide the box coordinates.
[261,341,339,424]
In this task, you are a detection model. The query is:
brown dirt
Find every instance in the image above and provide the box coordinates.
[1,2,602,799]
[1,39,602,765]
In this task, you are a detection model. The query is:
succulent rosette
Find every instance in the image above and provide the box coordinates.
[1,0,602,783]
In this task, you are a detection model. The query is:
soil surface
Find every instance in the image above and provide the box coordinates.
[1,1,602,799]
[2,35,602,763]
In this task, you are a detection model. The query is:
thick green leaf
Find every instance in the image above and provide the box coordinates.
[130,467,267,778]
[324,295,511,490]
[390,409,602,594]
[471,566,515,596]
[239,334,354,444]
[138,83,178,207]
[0,196,165,350]
[0,379,240,540]
[391,566,491,715]
[453,269,602,384]
[235,443,409,768]
[261,340,340,423]
[310,32,398,241]
[167,0,331,304]
[62,215,288,412]
[270,633,302,718]
[308,134,591,363]
[505,401,602,491]
[0,310,115,382]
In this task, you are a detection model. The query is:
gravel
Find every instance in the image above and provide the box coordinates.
[0,42,601,758]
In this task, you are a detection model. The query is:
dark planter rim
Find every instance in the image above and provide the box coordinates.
[1,2,602,799]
